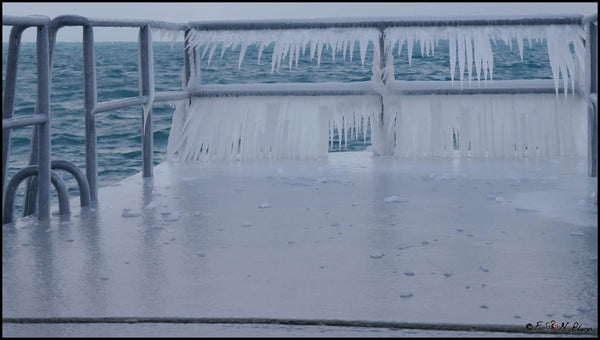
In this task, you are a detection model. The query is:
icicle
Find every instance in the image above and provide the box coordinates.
[288,41,295,70]
[465,31,473,88]
[473,30,482,84]
[406,35,414,67]
[457,31,465,89]
[449,32,456,84]
[359,37,368,67]
[294,40,301,68]
[397,37,405,58]
[207,42,218,65]
[238,41,248,70]
[317,40,323,67]
[546,27,562,97]
[257,41,266,63]
[331,39,337,62]
[517,30,524,61]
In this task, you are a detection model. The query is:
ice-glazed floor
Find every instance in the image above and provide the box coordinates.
[2,151,597,336]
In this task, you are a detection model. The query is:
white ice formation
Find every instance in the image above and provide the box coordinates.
[185,28,379,72]
[168,95,379,161]
[167,22,588,161]
[384,25,586,96]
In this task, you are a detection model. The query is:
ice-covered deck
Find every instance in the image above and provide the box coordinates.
[2,152,597,337]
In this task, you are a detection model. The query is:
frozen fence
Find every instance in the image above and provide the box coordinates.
[2,13,598,223]
[170,15,596,167]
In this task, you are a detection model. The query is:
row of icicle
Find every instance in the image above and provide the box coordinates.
[180,24,585,96]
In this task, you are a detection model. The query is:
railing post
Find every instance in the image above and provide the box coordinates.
[586,20,598,177]
[2,26,25,198]
[36,23,51,220]
[139,25,154,178]
[83,24,98,201]
[183,29,192,88]
[370,26,394,156]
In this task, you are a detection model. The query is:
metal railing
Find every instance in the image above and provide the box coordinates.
[3,16,53,222]
[2,13,598,224]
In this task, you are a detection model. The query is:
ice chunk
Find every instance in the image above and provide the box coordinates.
[144,200,161,210]
[369,251,385,259]
[121,211,142,218]
[384,195,409,203]
[258,202,271,208]
[164,210,182,222]
[570,231,584,237]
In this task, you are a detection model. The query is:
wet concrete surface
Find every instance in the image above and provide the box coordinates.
[3,152,597,336]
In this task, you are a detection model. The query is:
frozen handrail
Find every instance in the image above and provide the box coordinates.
[188,14,584,30]
[2,12,598,219]
[2,15,52,221]
[2,15,50,26]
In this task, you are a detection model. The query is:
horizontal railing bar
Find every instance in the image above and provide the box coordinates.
[4,14,590,32]
[397,88,571,96]
[2,115,48,130]
[45,15,188,31]
[85,18,188,30]
[185,80,575,97]
[93,96,148,115]
[154,91,191,102]
[92,91,191,115]
[390,79,577,96]
[2,15,50,26]
[190,81,377,97]
[189,15,584,31]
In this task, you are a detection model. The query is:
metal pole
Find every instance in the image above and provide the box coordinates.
[3,167,71,225]
[139,25,154,178]
[586,21,598,177]
[188,15,584,31]
[183,29,191,88]
[22,134,38,216]
[36,24,51,220]
[370,28,393,156]
[377,29,387,155]
[83,25,98,201]
[2,26,25,196]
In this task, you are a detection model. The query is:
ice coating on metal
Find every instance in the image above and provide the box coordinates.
[185,28,380,72]
[167,96,379,161]
[168,23,588,161]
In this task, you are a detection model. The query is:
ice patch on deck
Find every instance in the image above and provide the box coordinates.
[383,195,409,203]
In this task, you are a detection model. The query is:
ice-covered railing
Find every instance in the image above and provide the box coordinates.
[383,25,585,95]
[2,14,598,222]
[168,14,596,165]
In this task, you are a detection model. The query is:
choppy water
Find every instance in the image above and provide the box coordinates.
[3,39,552,215]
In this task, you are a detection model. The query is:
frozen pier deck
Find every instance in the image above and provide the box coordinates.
[2,152,597,337]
